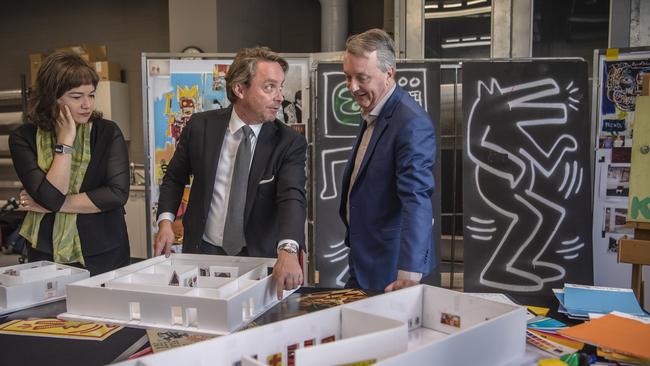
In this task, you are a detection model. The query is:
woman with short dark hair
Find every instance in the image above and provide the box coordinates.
[10,51,130,275]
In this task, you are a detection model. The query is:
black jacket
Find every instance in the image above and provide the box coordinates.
[9,119,130,261]
[157,107,307,256]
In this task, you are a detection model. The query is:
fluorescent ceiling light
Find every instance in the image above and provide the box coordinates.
[441,40,491,48]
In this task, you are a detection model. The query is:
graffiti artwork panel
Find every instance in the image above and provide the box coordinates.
[462,61,593,293]
[313,62,440,287]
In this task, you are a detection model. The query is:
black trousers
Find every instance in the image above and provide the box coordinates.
[198,240,248,256]
[26,242,130,276]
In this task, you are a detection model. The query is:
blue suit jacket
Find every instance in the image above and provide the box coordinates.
[339,86,436,291]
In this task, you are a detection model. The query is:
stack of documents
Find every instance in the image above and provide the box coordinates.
[553,284,648,319]
[558,312,650,364]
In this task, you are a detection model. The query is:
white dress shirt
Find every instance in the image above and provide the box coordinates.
[158,109,261,249]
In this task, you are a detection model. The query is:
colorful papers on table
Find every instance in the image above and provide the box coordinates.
[146,328,217,353]
[528,329,584,350]
[526,330,577,357]
[558,313,650,361]
[553,284,649,319]
[0,318,122,341]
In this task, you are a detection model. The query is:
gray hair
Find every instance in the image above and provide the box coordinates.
[345,28,396,72]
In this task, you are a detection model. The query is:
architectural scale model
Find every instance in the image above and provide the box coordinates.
[0,261,89,315]
[59,254,296,335]
[116,284,527,366]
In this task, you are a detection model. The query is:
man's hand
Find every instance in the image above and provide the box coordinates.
[154,220,175,257]
[272,250,303,300]
[384,278,419,292]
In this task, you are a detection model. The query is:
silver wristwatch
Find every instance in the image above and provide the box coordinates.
[277,242,299,255]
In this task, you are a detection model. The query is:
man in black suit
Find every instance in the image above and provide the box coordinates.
[154,47,307,299]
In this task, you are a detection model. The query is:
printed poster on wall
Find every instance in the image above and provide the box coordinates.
[597,59,650,149]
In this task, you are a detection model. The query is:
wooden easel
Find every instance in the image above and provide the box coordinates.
[618,74,650,308]
[619,223,650,307]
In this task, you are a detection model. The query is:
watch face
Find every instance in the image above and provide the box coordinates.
[53,144,73,154]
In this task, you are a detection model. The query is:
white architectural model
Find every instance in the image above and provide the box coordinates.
[59,254,296,335]
[0,261,89,315]
[117,284,527,366]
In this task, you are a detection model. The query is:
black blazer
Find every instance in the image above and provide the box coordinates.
[157,107,307,257]
[9,119,130,259]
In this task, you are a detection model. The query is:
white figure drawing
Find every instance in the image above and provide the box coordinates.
[466,77,585,292]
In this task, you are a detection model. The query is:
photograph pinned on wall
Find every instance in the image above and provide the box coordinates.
[276,62,304,125]
[603,232,634,254]
[611,147,632,163]
[599,163,631,199]
[600,205,634,238]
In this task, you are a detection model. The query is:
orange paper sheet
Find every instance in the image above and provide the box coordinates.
[558,314,650,360]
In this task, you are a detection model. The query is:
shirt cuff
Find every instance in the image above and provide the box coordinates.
[277,239,299,252]
[157,212,176,225]
[397,270,422,282]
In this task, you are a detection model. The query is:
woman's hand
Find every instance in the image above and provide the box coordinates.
[56,105,76,146]
[19,190,51,213]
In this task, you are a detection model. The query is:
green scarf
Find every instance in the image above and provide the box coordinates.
[20,122,92,265]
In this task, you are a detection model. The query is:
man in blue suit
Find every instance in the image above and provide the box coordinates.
[339,29,436,292]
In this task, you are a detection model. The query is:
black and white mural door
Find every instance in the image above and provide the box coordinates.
[314,62,441,288]
[462,61,593,293]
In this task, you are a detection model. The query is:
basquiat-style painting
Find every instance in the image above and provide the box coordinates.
[597,60,650,148]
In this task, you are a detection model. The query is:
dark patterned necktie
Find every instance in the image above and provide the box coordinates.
[222,125,253,255]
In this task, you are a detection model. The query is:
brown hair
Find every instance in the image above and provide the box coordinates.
[345,28,396,72]
[28,51,102,130]
[225,47,288,104]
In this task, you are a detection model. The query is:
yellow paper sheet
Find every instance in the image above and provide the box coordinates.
[527,305,550,317]
[0,318,122,341]
[628,96,650,223]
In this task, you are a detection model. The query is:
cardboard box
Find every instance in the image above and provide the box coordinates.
[92,61,121,82]
[29,53,46,86]
[54,44,107,62]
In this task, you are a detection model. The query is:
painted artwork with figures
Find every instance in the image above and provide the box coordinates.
[462,61,593,293]
[313,62,440,288]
